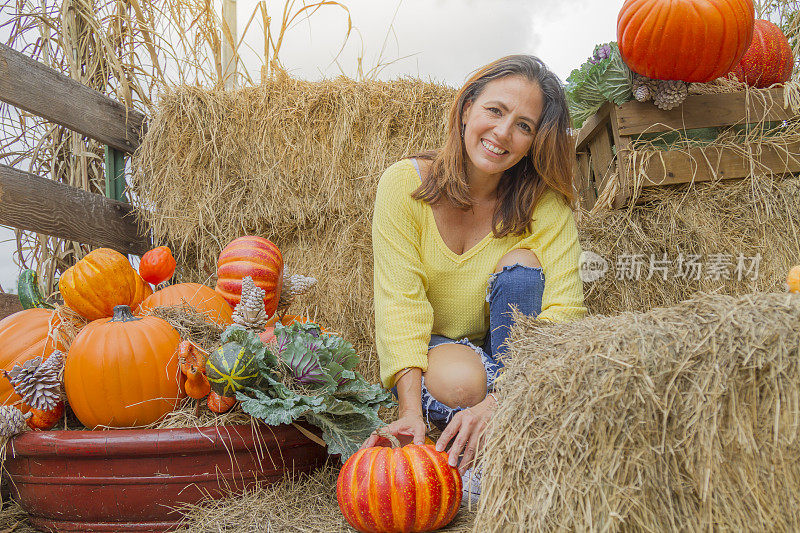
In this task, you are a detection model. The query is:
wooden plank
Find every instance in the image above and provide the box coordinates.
[0,294,23,321]
[575,102,613,152]
[637,141,800,187]
[615,88,792,137]
[588,124,616,198]
[0,44,145,153]
[0,164,150,255]
[609,106,632,209]
[575,153,596,211]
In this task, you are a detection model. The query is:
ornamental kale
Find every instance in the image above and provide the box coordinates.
[222,323,394,461]
[566,42,634,129]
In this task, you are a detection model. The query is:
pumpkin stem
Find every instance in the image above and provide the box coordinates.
[376,426,402,449]
[111,305,140,322]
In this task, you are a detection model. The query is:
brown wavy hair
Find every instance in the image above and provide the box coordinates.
[411,55,575,238]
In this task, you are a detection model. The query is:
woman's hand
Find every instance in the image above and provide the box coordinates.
[436,394,497,475]
[360,412,427,449]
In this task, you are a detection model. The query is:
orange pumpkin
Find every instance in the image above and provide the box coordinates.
[732,19,794,88]
[139,246,177,285]
[207,391,236,413]
[617,0,755,82]
[336,430,462,533]
[0,309,65,407]
[787,265,800,293]
[65,305,182,428]
[59,248,152,321]
[214,236,283,317]
[138,283,233,325]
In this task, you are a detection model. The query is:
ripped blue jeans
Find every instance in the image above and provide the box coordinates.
[393,264,545,430]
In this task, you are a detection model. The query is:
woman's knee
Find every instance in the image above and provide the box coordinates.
[424,343,487,408]
[495,248,541,272]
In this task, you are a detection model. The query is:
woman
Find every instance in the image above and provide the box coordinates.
[363,55,586,485]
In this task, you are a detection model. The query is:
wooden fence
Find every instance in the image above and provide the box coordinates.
[0,43,150,318]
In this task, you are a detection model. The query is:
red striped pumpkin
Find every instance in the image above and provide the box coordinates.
[214,236,283,317]
[617,0,755,82]
[732,19,794,88]
[336,431,462,533]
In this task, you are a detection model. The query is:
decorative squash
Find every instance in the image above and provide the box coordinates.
[139,246,177,285]
[617,0,755,82]
[64,305,182,428]
[179,340,211,400]
[27,401,64,430]
[138,283,233,325]
[207,391,236,413]
[0,309,64,406]
[787,265,800,293]
[17,270,53,309]
[337,429,462,533]
[205,342,260,397]
[215,236,283,317]
[732,19,794,88]
[59,248,152,321]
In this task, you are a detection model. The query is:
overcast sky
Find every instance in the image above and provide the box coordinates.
[0,0,624,291]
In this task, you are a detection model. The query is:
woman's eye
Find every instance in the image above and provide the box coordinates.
[487,107,501,115]
[519,122,532,133]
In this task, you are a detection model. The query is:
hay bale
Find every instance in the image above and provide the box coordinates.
[131,77,455,382]
[581,175,800,316]
[476,292,800,532]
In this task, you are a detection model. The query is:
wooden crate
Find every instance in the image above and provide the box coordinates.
[574,87,800,210]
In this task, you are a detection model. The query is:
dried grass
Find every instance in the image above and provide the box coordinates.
[476,292,800,532]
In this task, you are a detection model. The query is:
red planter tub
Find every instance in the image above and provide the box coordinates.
[4,423,328,532]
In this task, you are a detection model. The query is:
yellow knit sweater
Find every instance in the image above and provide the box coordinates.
[373,159,586,388]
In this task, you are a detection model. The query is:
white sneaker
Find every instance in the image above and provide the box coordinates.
[461,466,481,507]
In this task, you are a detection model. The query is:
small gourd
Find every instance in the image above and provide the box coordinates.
[17,270,53,310]
[179,341,211,400]
[787,265,800,293]
[205,341,260,397]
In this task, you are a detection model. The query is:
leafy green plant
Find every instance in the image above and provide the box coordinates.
[566,42,634,129]
[222,322,394,461]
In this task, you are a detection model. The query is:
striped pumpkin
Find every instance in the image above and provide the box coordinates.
[214,236,283,317]
[336,433,462,533]
[205,342,260,396]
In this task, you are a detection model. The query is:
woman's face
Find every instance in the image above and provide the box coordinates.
[461,75,544,183]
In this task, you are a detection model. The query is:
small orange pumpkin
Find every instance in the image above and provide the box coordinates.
[138,283,233,325]
[336,428,462,533]
[26,401,64,430]
[65,305,182,428]
[139,246,177,285]
[787,265,800,293]
[59,248,152,320]
[207,391,236,413]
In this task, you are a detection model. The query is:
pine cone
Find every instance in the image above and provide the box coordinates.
[653,79,689,110]
[277,273,318,311]
[232,276,268,330]
[631,73,658,102]
[4,351,65,411]
[0,406,30,438]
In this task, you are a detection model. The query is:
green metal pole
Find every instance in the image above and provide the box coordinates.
[104,145,127,203]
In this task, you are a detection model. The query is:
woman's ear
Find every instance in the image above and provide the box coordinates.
[461,99,474,124]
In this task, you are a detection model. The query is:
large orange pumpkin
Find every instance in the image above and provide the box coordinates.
[214,236,283,316]
[138,283,234,325]
[0,309,64,406]
[65,305,182,428]
[732,19,794,88]
[336,432,462,533]
[59,248,152,321]
[618,0,755,82]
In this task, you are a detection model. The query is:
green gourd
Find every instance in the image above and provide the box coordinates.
[205,341,259,396]
[17,270,53,310]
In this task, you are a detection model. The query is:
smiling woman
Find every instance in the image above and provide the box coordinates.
[363,55,587,503]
